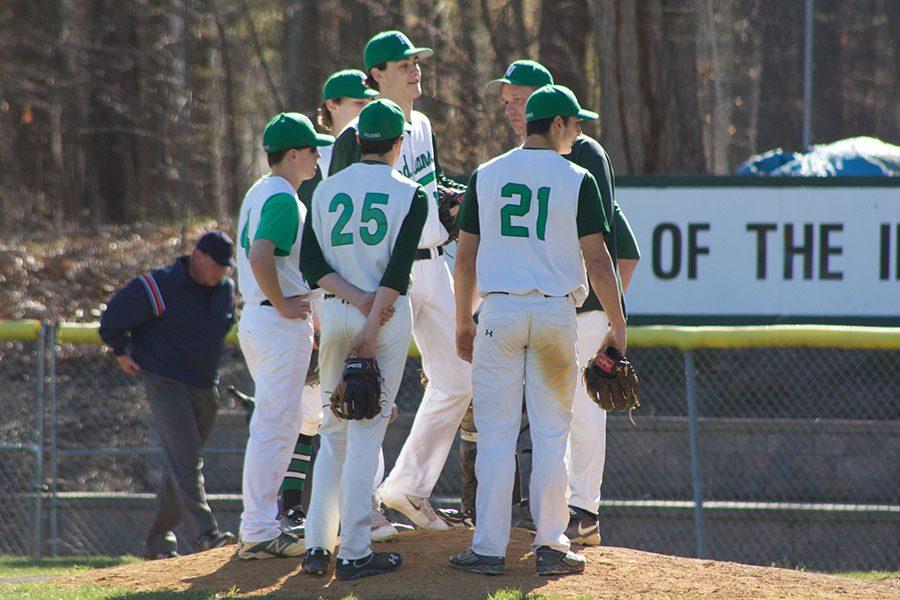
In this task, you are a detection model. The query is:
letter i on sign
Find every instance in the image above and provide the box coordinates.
[879,224,900,280]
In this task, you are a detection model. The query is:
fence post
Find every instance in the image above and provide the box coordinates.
[48,323,59,559]
[684,350,707,558]
[802,0,815,150]
[31,322,46,559]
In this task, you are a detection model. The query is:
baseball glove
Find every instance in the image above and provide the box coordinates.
[437,186,465,242]
[329,356,384,420]
[583,347,640,424]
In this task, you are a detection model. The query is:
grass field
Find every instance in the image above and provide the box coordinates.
[0,556,896,600]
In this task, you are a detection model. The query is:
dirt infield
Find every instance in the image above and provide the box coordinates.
[66,528,898,599]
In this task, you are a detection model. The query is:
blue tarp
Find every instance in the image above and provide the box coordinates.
[737,137,899,176]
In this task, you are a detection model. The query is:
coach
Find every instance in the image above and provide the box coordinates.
[99,230,237,559]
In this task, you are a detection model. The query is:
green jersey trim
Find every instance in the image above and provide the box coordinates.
[576,174,608,238]
[380,187,429,293]
[457,170,480,235]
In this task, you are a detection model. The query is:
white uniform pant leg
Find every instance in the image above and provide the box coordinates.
[304,298,352,554]
[525,297,579,554]
[386,256,473,497]
[237,306,314,542]
[470,294,528,557]
[566,310,609,514]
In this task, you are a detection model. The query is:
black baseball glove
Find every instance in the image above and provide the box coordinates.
[437,186,465,242]
[583,347,640,424]
[329,356,384,420]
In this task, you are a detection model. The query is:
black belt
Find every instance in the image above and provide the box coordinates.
[415,246,444,260]
[323,294,348,304]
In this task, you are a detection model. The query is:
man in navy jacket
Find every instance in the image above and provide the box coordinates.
[100,230,237,559]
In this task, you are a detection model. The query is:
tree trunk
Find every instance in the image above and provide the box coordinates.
[756,1,804,152]
[661,0,705,172]
[285,0,323,113]
[726,0,762,171]
[636,0,664,172]
[538,0,590,101]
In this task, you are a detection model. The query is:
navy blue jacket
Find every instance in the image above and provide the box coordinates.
[99,256,235,388]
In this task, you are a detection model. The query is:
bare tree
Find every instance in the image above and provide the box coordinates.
[539,0,590,101]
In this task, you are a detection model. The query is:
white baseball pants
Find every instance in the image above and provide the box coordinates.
[305,296,412,560]
[471,292,578,557]
[237,304,319,542]
[383,254,473,498]
[566,310,609,515]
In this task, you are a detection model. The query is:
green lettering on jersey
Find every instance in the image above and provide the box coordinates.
[328,192,390,247]
[329,193,354,247]
[499,183,551,240]
[240,211,251,257]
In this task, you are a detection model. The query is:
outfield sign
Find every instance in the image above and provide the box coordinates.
[618,185,900,325]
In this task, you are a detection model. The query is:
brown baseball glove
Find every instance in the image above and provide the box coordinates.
[329,356,384,420]
[437,186,465,242]
[583,347,640,424]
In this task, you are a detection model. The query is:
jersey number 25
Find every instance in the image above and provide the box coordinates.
[330,192,389,247]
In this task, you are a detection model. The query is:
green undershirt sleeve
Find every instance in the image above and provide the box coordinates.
[328,128,361,176]
[298,211,335,288]
[380,187,429,293]
[456,170,480,235]
[576,173,609,238]
[432,132,465,190]
[297,167,321,212]
[255,193,299,256]
[614,204,641,259]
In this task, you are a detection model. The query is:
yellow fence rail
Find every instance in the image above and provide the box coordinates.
[3,320,899,351]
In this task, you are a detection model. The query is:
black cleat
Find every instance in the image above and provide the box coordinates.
[301,547,332,576]
[335,551,403,580]
[535,545,586,575]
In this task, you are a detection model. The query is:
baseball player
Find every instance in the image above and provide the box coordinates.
[329,30,472,535]
[456,59,642,543]
[449,84,627,576]
[234,112,334,560]
[300,99,427,580]
[280,68,379,538]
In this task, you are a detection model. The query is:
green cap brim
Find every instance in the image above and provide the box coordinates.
[360,89,381,98]
[314,133,336,146]
[403,47,433,61]
[577,109,599,121]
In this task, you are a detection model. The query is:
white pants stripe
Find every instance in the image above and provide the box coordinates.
[471,293,578,557]
[305,297,412,560]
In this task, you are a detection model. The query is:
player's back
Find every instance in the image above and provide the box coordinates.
[310,162,420,293]
[471,147,595,305]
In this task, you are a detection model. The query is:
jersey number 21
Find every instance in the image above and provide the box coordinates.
[500,183,550,240]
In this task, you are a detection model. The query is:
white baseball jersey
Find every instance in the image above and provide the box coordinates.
[307,161,424,292]
[317,145,333,179]
[339,110,447,249]
[460,147,608,307]
[236,175,310,305]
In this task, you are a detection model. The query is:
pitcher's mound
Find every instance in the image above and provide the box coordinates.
[66,528,896,599]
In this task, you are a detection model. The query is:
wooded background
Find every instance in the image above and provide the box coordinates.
[1,0,897,231]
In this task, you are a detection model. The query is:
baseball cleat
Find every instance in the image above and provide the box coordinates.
[335,551,402,580]
[280,505,306,537]
[371,495,399,542]
[436,507,474,528]
[535,545,586,576]
[564,506,601,545]
[301,547,332,575]
[378,482,450,531]
[198,530,236,551]
[236,531,305,560]
[143,551,179,560]
[448,547,505,575]
[514,514,536,533]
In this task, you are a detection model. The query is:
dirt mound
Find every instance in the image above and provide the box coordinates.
[66,528,896,599]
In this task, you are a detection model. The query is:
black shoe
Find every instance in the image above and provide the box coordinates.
[535,545,586,575]
[302,547,332,576]
[143,551,179,560]
[280,505,306,537]
[335,551,403,580]
[198,530,236,551]
[564,506,601,545]
[448,547,505,575]
[514,514,536,533]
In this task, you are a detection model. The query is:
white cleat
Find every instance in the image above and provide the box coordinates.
[378,482,450,531]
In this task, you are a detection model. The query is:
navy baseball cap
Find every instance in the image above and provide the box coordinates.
[196,230,235,267]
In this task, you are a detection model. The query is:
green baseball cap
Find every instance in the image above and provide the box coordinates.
[262,112,334,153]
[364,30,433,71]
[358,99,406,142]
[486,60,554,93]
[525,85,599,122]
[322,69,380,102]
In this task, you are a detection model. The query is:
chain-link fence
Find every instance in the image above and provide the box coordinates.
[1,321,898,571]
